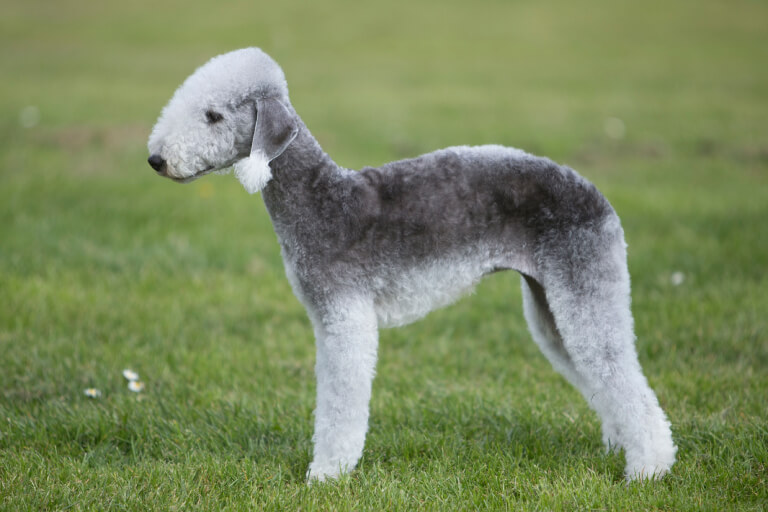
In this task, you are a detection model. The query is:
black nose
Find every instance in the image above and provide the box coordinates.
[148,154,166,172]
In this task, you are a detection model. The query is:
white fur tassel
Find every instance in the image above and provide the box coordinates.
[234,150,272,194]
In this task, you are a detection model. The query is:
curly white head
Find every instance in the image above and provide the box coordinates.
[147,48,297,193]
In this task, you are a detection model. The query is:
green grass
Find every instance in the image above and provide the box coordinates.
[1,0,767,509]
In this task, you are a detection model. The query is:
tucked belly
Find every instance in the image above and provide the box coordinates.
[372,253,498,328]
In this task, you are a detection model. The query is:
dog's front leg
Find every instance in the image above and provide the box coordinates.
[306,298,379,482]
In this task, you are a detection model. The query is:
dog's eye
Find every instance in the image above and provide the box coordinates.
[205,110,224,124]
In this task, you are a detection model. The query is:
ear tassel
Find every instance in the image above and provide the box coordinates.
[234,150,272,194]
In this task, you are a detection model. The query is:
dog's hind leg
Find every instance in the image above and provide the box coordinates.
[522,272,625,456]
[531,221,676,480]
[521,274,590,395]
[522,272,626,456]
[306,296,379,482]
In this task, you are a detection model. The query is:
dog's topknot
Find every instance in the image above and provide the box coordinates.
[174,47,289,105]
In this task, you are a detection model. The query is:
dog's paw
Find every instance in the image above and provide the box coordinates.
[624,462,672,481]
[306,462,343,485]
[624,443,677,481]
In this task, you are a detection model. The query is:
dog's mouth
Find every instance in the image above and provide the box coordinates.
[165,159,237,184]
[167,166,216,184]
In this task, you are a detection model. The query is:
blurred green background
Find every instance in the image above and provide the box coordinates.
[1,0,766,509]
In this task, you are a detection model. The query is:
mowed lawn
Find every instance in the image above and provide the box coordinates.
[1,0,767,509]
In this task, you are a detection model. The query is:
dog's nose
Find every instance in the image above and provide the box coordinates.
[148,154,166,173]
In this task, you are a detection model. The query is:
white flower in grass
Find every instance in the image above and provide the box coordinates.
[122,369,139,382]
[128,380,145,393]
[84,388,102,398]
[670,271,685,286]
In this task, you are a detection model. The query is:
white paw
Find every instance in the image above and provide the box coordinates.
[624,438,677,481]
[625,462,672,481]
[624,442,677,481]
[306,461,347,484]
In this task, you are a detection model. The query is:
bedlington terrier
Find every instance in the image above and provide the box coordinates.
[147,48,676,482]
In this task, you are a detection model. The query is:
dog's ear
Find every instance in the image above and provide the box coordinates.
[234,97,299,194]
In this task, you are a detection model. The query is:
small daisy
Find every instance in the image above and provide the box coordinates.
[128,380,145,393]
[84,388,102,398]
[122,369,139,382]
[670,271,685,286]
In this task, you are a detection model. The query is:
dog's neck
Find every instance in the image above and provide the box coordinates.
[261,111,340,230]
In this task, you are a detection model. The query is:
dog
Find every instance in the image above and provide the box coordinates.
[147,48,676,481]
